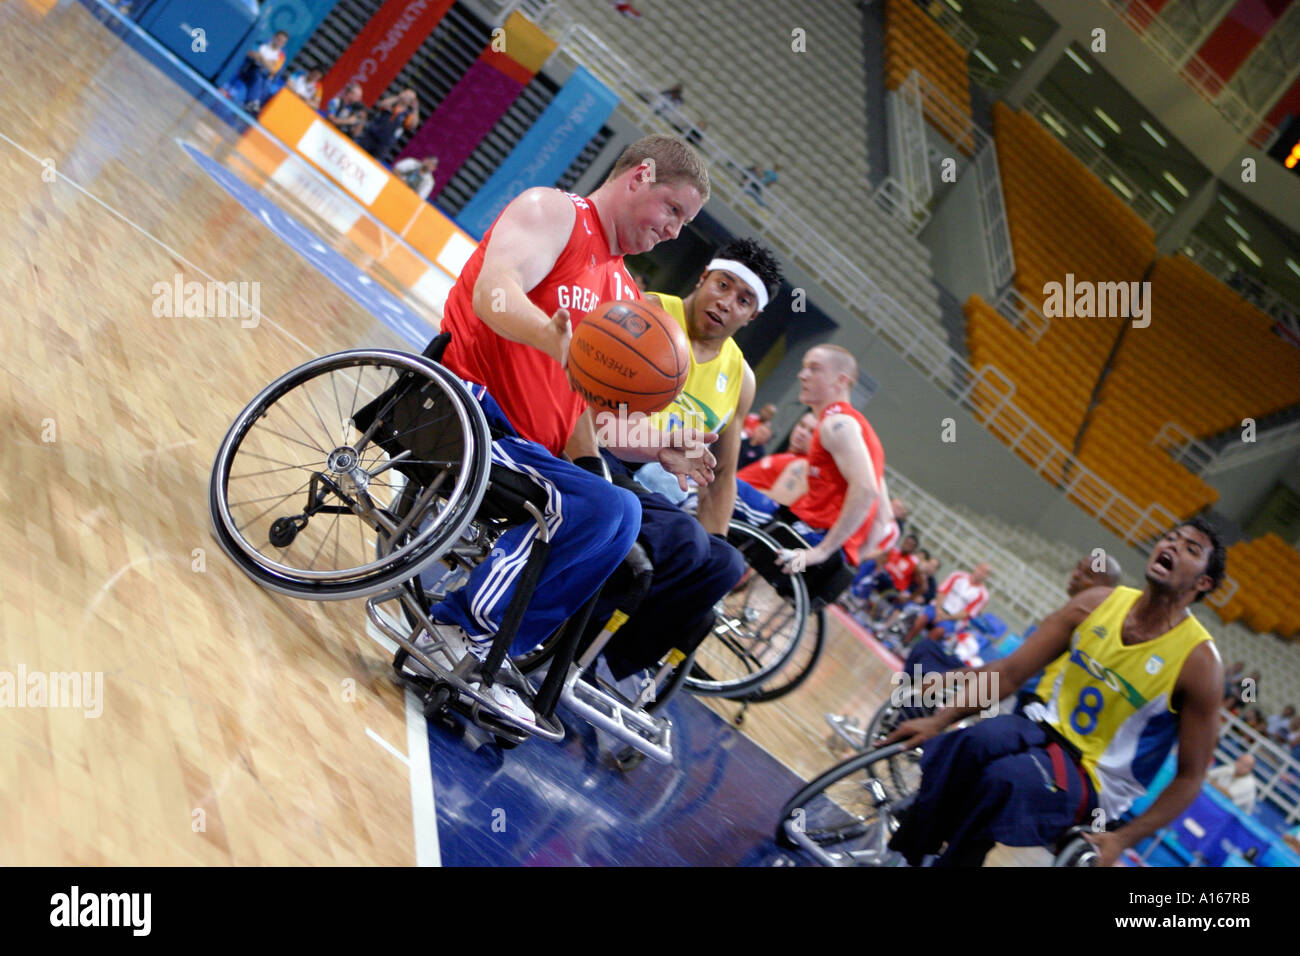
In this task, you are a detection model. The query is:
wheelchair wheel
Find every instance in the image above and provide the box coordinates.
[683,521,810,697]
[862,691,929,799]
[731,608,826,703]
[210,349,491,600]
[776,742,915,864]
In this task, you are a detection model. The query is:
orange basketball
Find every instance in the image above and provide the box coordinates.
[568,299,690,415]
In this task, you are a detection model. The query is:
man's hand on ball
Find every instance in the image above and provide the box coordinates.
[658,427,718,491]
[548,307,572,368]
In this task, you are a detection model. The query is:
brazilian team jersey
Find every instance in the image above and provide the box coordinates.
[645,293,746,435]
[1036,586,1213,818]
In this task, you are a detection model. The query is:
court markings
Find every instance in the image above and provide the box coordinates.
[0,124,441,868]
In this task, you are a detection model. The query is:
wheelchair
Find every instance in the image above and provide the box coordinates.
[208,338,703,763]
[778,696,1106,867]
[683,515,852,726]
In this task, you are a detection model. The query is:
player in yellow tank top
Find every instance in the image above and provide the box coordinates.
[645,292,745,438]
[885,519,1227,867]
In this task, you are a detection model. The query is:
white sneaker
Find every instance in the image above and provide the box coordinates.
[405,622,489,676]
[469,681,537,728]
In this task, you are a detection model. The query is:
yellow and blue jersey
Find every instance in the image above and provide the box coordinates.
[645,293,745,435]
[1038,586,1212,817]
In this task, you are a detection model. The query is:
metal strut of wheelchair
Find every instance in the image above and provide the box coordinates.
[209,336,822,762]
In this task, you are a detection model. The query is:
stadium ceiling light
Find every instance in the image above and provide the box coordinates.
[1108,175,1134,199]
[974,49,999,73]
[1218,193,1239,213]
[1040,112,1068,137]
[1287,257,1300,278]
[1235,241,1262,267]
[1162,171,1189,197]
[1140,120,1167,147]
[1065,47,1093,74]
[944,0,963,11]
[1020,36,1036,52]
[1225,217,1250,240]
[1151,191,1176,214]
[1082,124,1106,148]
[1094,107,1121,133]
[1012,58,1022,69]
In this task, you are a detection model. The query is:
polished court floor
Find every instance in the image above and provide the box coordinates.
[0,0,1045,866]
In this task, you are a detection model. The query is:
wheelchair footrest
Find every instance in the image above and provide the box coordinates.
[559,666,674,765]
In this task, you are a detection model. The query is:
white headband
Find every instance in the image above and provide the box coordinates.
[707,258,769,312]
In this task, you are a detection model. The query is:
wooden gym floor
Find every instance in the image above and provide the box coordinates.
[0,1,1043,866]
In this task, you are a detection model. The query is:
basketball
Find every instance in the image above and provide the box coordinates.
[568,299,690,415]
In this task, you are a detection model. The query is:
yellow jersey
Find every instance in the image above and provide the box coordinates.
[646,293,746,435]
[1037,586,1213,817]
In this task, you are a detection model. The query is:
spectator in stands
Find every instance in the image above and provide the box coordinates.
[326,82,367,138]
[1208,754,1258,815]
[901,562,991,645]
[227,30,290,113]
[654,83,684,116]
[356,88,420,163]
[287,67,323,110]
[737,405,776,469]
[612,1,643,19]
[850,533,920,614]
[393,156,439,201]
[1268,704,1297,743]
[1223,660,1245,699]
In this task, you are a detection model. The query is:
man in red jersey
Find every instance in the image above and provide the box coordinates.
[773,345,889,577]
[407,135,716,724]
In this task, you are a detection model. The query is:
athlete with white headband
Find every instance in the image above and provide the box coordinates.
[574,236,786,686]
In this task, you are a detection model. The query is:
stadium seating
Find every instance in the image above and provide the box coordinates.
[574,0,950,343]
[881,0,975,154]
[1215,534,1300,640]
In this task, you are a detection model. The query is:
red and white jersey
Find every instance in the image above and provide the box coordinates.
[882,547,918,592]
[737,451,802,492]
[791,401,885,566]
[937,572,989,619]
[441,191,640,455]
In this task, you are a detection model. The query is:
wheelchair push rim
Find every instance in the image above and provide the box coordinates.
[209,349,491,600]
[683,521,811,697]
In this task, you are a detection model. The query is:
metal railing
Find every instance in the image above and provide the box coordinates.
[994,284,1049,343]
[1152,421,1216,473]
[1217,710,1300,826]
[1022,91,1170,231]
[884,467,1064,627]
[1101,0,1277,148]
[919,0,979,53]
[891,71,933,226]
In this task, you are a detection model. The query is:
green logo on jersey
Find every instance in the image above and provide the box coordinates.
[1068,647,1148,709]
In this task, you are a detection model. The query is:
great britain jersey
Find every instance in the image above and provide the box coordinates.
[441,191,641,455]
[791,402,885,565]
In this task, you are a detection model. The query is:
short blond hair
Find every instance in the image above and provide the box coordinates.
[815,344,859,384]
[606,134,710,201]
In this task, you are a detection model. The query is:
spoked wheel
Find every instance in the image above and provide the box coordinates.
[862,691,929,798]
[776,742,916,866]
[683,521,810,698]
[732,609,826,703]
[210,349,491,600]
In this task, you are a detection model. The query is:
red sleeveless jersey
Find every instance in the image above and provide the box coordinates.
[791,402,885,565]
[440,191,641,455]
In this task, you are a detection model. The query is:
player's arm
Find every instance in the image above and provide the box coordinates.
[885,588,1110,746]
[563,408,601,462]
[768,457,809,505]
[471,188,576,364]
[1089,641,1224,865]
[695,363,755,535]
[794,414,877,566]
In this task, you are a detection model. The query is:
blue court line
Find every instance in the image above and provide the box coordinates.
[180,142,437,348]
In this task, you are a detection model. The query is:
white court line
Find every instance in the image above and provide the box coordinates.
[0,126,443,867]
[367,614,442,867]
[365,727,409,767]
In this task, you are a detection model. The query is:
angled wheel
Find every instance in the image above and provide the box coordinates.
[210,349,491,600]
[776,742,917,865]
[684,521,810,697]
[732,608,827,703]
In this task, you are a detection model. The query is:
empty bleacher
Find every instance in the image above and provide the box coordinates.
[881,0,974,154]
[560,0,949,343]
[1215,534,1300,640]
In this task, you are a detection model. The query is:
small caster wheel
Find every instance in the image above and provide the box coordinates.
[613,746,646,772]
[733,713,746,727]
[422,686,450,720]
